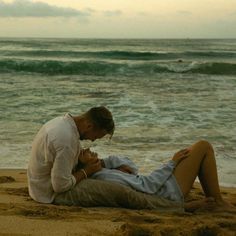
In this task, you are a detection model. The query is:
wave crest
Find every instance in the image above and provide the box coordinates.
[0,59,235,76]
[2,49,236,60]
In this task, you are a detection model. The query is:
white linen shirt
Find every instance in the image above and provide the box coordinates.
[27,113,81,203]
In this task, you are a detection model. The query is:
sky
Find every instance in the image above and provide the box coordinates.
[0,0,236,38]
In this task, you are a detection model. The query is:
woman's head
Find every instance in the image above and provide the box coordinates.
[78,148,98,165]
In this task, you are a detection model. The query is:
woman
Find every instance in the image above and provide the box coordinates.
[75,140,233,212]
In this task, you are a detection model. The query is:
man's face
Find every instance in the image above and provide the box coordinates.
[80,126,107,141]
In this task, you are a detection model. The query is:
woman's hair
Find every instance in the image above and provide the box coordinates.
[86,106,115,136]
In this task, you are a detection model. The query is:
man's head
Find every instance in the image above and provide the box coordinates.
[75,106,115,141]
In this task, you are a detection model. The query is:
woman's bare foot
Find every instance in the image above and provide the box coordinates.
[213,198,236,212]
[184,197,215,212]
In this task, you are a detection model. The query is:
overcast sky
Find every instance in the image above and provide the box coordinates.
[0,0,236,38]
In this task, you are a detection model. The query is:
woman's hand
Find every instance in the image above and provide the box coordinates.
[116,165,134,174]
[172,148,190,165]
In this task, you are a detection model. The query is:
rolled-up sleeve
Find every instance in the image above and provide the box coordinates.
[51,146,77,193]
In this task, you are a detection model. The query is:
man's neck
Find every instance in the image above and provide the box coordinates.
[72,115,84,136]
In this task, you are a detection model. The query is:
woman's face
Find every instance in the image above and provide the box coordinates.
[78,149,98,164]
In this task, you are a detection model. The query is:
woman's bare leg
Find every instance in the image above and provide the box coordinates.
[174,140,222,200]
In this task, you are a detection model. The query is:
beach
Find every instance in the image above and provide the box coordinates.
[1,38,236,187]
[1,0,236,233]
[0,169,236,236]
[0,38,236,235]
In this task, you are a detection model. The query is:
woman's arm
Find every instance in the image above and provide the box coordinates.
[102,155,139,174]
[78,149,139,175]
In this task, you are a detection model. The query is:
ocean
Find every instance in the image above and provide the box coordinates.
[0,38,235,187]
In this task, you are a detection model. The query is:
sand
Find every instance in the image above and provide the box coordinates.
[0,169,235,236]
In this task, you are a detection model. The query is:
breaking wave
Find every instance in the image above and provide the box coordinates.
[0,59,236,76]
[1,49,236,60]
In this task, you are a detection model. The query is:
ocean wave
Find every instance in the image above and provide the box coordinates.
[189,62,236,75]
[1,49,236,60]
[0,59,236,76]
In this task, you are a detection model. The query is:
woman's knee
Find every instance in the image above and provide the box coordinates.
[195,140,214,152]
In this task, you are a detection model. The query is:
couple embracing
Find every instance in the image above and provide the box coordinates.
[28,106,232,212]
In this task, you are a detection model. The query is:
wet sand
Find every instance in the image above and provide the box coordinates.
[0,169,235,236]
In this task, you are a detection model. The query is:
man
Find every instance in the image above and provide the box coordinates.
[28,106,183,212]
[28,106,114,204]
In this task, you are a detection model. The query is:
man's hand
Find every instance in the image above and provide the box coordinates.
[172,148,190,165]
[84,159,102,176]
[116,165,134,174]
[73,149,102,183]
[79,149,102,176]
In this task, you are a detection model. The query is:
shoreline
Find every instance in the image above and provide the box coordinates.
[0,169,236,235]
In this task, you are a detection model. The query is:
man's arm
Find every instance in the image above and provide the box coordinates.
[51,146,77,193]
[73,150,102,182]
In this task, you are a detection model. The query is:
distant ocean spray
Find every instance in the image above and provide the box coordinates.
[0,38,236,187]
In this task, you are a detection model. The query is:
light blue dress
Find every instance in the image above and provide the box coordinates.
[91,156,184,203]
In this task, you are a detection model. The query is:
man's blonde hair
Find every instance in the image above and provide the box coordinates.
[86,106,115,136]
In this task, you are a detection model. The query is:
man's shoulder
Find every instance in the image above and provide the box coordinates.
[46,115,64,126]
[43,114,79,149]
[45,115,71,129]
[46,116,72,139]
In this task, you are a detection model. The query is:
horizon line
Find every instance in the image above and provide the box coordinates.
[0,36,236,40]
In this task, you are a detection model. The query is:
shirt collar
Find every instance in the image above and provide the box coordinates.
[64,113,80,139]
